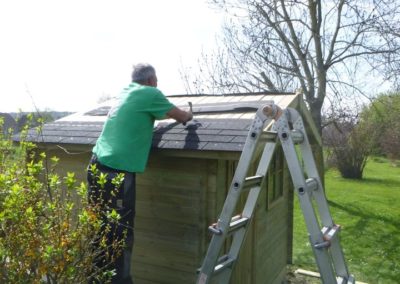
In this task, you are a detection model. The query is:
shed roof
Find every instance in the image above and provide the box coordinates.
[16,93,300,152]
[0,113,17,134]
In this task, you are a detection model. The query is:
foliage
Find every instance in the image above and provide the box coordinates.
[184,0,400,132]
[0,117,124,283]
[323,114,375,179]
[293,157,400,283]
[360,91,400,162]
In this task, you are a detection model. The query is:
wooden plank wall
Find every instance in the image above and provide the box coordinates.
[229,160,255,284]
[133,154,217,283]
[253,150,291,284]
[206,159,255,284]
[37,147,92,182]
[133,154,263,284]
[208,156,290,284]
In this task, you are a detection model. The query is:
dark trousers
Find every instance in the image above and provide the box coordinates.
[87,155,135,284]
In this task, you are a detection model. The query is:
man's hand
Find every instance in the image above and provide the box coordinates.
[166,102,193,124]
[183,102,193,126]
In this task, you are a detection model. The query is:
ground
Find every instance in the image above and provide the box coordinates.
[286,266,321,284]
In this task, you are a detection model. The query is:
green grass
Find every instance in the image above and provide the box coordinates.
[292,157,400,284]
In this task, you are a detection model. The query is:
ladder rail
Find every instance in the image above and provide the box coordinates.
[273,116,338,284]
[205,141,277,284]
[196,103,354,284]
[243,141,277,218]
[276,108,352,283]
[290,110,334,226]
[196,109,272,284]
[288,109,351,279]
[225,141,277,281]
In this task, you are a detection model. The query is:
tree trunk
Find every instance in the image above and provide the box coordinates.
[309,99,325,183]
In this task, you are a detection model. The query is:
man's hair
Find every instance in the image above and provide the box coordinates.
[131,63,156,83]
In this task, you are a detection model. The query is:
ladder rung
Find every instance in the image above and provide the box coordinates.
[315,225,341,249]
[214,254,235,274]
[321,225,341,241]
[228,215,249,233]
[306,178,318,191]
[243,175,264,189]
[208,215,250,235]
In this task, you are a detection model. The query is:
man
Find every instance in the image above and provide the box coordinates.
[87,63,192,283]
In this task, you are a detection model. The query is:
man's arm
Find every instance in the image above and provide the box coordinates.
[166,107,193,123]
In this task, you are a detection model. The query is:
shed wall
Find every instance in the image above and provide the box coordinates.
[246,147,291,284]
[133,154,216,283]
[39,147,91,181]
[37,143,292,284]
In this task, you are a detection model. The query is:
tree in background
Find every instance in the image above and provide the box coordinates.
[360,91,400,163]
[183,0,400,133]
[322,91,400,178]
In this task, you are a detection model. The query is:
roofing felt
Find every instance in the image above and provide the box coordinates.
[15,93,298,152]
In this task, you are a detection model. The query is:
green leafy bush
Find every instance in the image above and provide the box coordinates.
[323,115,374,179]
[0,116,123,283]
[361,92,400,162]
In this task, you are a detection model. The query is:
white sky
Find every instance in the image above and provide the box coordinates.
[0,0,223,112]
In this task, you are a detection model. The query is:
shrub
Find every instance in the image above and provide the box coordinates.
[323,116,374,179]
[0,116,124,283]
[361,92,400,161]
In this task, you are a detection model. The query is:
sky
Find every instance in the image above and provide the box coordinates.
[0,0,224,112]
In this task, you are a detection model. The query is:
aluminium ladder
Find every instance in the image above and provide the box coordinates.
[196,103,355,284]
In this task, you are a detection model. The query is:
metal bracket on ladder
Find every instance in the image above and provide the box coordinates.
[196,102,355,284]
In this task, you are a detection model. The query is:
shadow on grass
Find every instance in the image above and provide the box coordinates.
[327,200,400,228]
[327,200,400,283]
[361,177,400,188]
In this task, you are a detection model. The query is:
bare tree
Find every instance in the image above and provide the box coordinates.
[183,0,400,132]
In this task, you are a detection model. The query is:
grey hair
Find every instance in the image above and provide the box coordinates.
[131,63,156,83]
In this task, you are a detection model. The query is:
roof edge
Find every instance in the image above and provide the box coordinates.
[166,91,295,98]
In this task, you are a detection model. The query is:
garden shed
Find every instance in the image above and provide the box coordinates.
[18,92,321,284]
[0,113,16,134]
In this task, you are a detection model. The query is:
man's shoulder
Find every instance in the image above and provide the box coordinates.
[142,85,163,95]
[128,83,163,96]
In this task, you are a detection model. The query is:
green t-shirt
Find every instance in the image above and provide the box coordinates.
[93,82,175,172]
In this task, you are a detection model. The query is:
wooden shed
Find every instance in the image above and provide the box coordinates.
[0,112,16,134]
[18,92,321,284]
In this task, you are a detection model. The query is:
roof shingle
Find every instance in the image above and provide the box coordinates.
[14,93,298,152]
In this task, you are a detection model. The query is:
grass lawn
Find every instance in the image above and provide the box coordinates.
[292,157,400,284]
